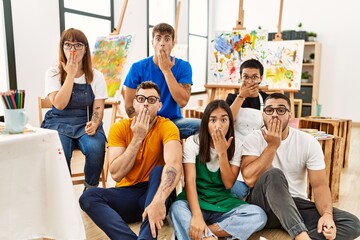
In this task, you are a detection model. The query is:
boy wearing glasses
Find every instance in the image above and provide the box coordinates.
[80,81,183,239]
[123,23,200,139]
[240,93,360,240]
[226,59,268,140]
[225,59,268,200]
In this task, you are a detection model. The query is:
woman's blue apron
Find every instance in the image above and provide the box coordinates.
[41,83,105,138]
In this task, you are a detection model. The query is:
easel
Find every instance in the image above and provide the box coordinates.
[233,0,246,30]
[104,0,129,123]
[205,0,298,117]
[110,0,128,36]
[175,1,181,42]
[272,0,297,117]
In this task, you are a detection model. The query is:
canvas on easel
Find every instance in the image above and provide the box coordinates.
[92,34,134,97]
[208,30,268,85]
[265,40,304,90]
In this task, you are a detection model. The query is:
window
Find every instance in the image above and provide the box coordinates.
[59,0,114,53]
[147,0,208,93]
[1,0,17,117]
[147,0,176,56]
[188,0,208,93]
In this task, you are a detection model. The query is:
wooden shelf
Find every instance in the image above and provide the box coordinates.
[299,42,321,116]
[303,63,314,67]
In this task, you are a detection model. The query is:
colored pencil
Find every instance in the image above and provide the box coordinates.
[0,89,26,109]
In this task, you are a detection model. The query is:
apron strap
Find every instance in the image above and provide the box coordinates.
[259,94,264,111]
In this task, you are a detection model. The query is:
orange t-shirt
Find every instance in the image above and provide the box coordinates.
[108,116,180,187]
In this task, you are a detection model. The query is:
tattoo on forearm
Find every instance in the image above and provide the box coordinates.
[180,84,191,93]
[92,111,100,123]
[161,167,177,193]
[126,106,135,116]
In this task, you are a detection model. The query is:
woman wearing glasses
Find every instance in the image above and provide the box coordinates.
[41,28,107,191]
[225,59,269,201]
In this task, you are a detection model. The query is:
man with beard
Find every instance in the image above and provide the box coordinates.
[79,81,183,240]
[240,93,360,240]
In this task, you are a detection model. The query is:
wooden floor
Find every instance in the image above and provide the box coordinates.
[73,126,360,240]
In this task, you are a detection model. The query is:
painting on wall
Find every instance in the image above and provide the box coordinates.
[92,34,134,97]
[265,40,304,90]
[208,30,268,85]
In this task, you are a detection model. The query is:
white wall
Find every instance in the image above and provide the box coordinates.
[212,0,360,122]
[9,0,360,124]
[11,0,59,126]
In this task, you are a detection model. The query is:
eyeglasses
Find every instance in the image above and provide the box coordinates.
[263,107,290,115]
[63,42,85,50]
[135,95,159,104]
[242,75,260,81]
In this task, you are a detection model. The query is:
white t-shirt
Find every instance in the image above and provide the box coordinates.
[183,134,241,172]
[241,127,325,199]
[44,66,108,99]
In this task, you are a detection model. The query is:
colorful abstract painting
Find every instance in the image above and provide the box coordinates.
[265,40,304,90]
[208,30,268,85]
[92,34,133,97]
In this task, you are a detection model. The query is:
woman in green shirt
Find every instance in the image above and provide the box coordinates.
[169,100,266,240]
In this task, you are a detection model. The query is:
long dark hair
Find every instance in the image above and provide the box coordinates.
[197,99,235,164]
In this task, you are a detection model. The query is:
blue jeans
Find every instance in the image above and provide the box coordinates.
[249,168,360,239]
[79,166,176,240]
[59,132,106,187]
[172,117,201,139]
[170,200,267,240]
[231,180,251,200]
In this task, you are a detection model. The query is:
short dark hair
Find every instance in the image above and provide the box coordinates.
[152,23,175,40]
[264,92,291,110]
[198,100,235,164]
[136,81,161,97]
[240,59,264,76]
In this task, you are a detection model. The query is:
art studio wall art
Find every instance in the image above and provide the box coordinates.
[92,34,134,97]
[208,30,268,85]
[265,40,304,90]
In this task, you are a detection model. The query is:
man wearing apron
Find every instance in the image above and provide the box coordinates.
[226,59,268,200]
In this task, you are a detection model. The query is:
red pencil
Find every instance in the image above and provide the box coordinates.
[9,92,17,109]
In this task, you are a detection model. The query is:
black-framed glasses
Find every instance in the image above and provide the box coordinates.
[135,95,159,104]
[263,107,290,115]
[242,75,260,81]
[63,42,85,50]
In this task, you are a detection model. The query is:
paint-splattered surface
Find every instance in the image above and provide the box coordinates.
[265,40,304,90]
[208,30,268,85]
[92,35,134,97]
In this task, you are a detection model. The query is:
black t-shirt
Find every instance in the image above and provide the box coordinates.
[225,91,269,110]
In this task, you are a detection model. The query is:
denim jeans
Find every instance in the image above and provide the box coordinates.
[171,117,201,139]
[249,168,360,240]
[231,180,250,200]
[169,200,267,240]
[59,131,105,187]
[79,166,176,240]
